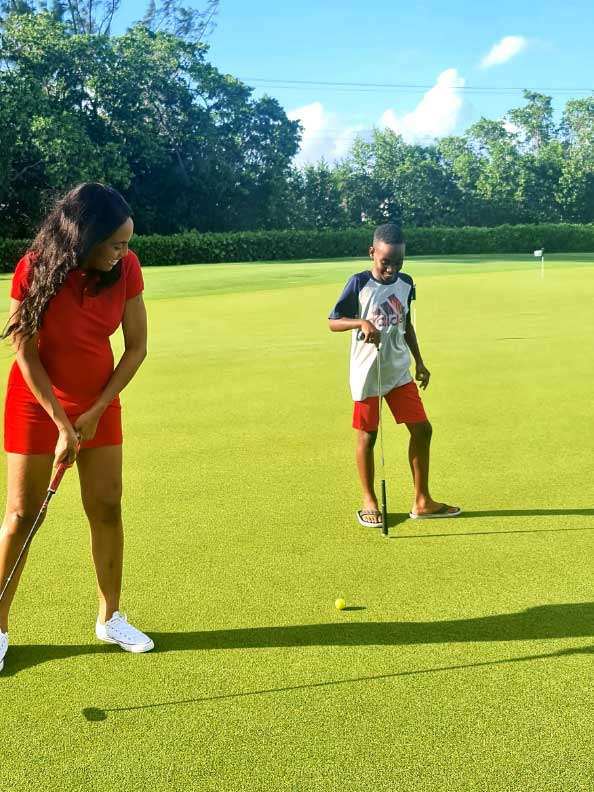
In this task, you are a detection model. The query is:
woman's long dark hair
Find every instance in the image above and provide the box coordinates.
[4,182,133,340]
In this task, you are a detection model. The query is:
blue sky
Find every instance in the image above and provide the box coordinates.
[118,0,594,164]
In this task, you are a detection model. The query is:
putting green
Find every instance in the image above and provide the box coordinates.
[1,253,594,791]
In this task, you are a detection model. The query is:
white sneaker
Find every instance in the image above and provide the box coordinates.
[96,612,154,653]
[0,630,8,672]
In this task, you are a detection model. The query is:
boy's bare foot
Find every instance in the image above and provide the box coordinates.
[356,497,383,525]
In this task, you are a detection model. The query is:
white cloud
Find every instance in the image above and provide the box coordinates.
[381,68,467,143]
[480,36,527,69]
[288,68,475,164]
[288,102,367,166]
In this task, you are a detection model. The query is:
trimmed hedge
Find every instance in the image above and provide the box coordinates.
[0,238,30,272]
[2,223,594,271]
[405,223,594,256]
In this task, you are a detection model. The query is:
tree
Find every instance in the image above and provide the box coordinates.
[507,91,555,154]
[0,14,132,234]
[556,97,594,221]
[140,0,218,42]
[334,136,387,225]
[1,0,219,40]
[335,130,461,228]
[0,0,34,16]
[0,14,300,235]
[289,161,346,229]
[438,119,525,225]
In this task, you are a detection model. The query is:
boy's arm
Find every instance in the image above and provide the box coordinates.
[328,317,380,345]
[328,274,380,344]
[404,315,431,390]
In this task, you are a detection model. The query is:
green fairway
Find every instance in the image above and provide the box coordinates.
[2,252,594,791]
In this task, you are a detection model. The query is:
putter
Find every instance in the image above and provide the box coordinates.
[357,330,388,536]
[0,462,70,605]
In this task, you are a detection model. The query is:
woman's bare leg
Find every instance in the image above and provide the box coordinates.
[0,453,54,632]
[77,445,123,623]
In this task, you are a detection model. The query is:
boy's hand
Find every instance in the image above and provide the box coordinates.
[359,320,381,346]
[416,363,431,390]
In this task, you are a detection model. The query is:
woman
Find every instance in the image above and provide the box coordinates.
[0,182,153,673]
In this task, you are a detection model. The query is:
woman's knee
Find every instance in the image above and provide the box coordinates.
[1,507,45,539]
[84,488,122,527]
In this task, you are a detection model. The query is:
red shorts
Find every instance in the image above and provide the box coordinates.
[353,381,427,432]
[4,386,122,454]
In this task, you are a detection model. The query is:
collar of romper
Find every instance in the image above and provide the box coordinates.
[73,268,99,294]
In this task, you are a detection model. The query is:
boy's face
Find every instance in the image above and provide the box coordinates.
[369,241,405,283]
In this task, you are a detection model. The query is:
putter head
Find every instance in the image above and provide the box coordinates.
[82,707,107,722]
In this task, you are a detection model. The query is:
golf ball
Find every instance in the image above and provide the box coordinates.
[335,598,346,610]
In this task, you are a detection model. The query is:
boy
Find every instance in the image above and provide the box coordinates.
[328,223,461,526]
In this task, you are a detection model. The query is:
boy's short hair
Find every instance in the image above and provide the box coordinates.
[373,223,405,246]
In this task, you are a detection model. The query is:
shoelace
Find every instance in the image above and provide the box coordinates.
[108,613,146,641]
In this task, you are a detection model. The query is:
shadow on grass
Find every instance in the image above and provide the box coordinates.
[6,601,594,676]
[387,508,594,535]
[82,642,594,720]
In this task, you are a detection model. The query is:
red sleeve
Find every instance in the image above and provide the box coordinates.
[10,255,34,301]
[123,251,144,300]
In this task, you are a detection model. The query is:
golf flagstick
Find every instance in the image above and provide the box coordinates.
[534,249,544,279]
[357,330,388,536]
[0,462,71,605]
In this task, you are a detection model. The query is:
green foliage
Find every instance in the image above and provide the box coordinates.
[3,223,594,271]
[507,91,555,152]
[2,13,594,235]
[0,13,300,237]
[129,228,373,265]
[139,0,219,42]
[335,129,462,228]
[288,162,348,230]
[403,223,594,255]
[0,236,29,269]
[2,0,216,38]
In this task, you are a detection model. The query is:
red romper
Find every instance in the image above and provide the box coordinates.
[4,251,144,454]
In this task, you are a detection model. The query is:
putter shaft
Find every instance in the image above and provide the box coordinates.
[0,463,68,604]
[356,330,389,536]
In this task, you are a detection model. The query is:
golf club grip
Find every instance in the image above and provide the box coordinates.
[356,330,382,350]
[48,462,69,493]
[381,480,388,536]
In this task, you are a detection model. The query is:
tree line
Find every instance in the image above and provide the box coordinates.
[1,6,594,238]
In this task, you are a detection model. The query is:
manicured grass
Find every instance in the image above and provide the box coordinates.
[1,253,594,791]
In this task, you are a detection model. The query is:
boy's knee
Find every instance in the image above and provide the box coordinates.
[357,430,378,450]
[411,420,432,442]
